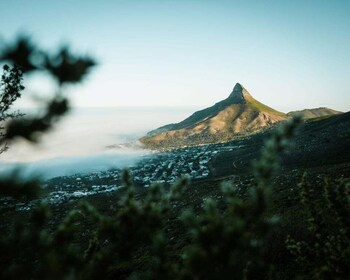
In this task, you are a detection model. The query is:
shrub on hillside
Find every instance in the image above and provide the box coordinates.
[286,175,350,279]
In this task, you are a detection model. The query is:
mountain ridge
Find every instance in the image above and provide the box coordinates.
[141,83,288,149]
[287,107,342,120]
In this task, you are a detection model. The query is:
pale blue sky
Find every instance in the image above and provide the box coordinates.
[0,0,349,112]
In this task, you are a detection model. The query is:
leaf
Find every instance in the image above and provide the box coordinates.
[0,36,39,72]
[44,47,96,85]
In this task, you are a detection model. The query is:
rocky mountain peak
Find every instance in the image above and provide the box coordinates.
[228,83,252,103]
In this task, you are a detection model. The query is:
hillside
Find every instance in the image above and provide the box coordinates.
[287,107,342,120]
[141,83,288,149]
[210,111,350,177]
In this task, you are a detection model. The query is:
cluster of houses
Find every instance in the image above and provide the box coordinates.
[131,145,219,186]
[3,141,244,210]
[41,143,232,205]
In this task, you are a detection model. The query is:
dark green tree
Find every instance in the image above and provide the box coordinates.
[0,64,25,153]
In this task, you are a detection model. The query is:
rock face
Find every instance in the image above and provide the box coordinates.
[141,83,288,149]
[287,108,342,120]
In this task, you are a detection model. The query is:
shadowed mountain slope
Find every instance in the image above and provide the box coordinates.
[210,111,350,178]
[141,83,288,149]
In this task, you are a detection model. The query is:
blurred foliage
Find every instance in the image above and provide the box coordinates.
[0,35,96,200]
[0,35,96,144]
[0,36,39,73]
[0,171,41,200]
[44,47,96,85]
[286,175,350,279]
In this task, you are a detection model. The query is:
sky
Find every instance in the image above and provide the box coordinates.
[0,0,349,112]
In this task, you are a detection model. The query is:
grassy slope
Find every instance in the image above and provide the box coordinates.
[249,98,286,117]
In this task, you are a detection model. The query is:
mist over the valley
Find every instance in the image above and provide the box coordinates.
[0,107,196,178]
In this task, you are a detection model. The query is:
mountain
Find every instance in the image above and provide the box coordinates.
[287,108,342,120]
[140,83,288,149]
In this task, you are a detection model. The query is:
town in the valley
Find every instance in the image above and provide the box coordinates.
[2,140,247,211]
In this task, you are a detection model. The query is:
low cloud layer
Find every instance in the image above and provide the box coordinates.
[0,107,194,179]
[0,149,148,179]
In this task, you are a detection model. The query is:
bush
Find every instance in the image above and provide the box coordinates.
[286,175,350,279]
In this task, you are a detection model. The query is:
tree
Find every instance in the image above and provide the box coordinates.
[0,64,25,153]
